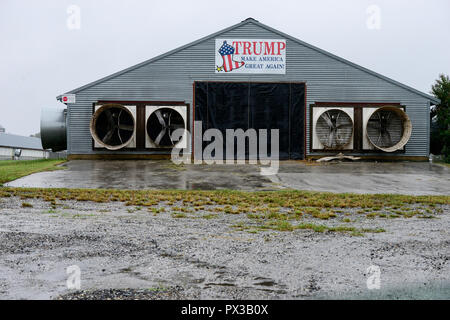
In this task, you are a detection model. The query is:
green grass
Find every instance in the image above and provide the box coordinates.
[200,213,218,220]
[0,187,447,234]
[1,188,447,213]
[0,159,66,184]
[172,212,187,218]
[232,220,386,235]
[435,160,450,168]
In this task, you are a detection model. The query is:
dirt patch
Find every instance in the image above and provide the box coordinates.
[57,287,186,300]
[0,194,449,299]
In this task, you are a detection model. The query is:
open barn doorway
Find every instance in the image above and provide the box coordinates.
[194,81,305,160]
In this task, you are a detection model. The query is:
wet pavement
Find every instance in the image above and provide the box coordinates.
[5,160,450,195]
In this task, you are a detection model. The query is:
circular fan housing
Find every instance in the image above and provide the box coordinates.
[366,106,412,152]
[316,109,353,149]
[90,104,135,150]
[147,108,186,147]
[40,107,67,151]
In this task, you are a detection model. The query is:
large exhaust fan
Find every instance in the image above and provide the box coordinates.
[363,106,412,152]
[40,107,67,151]
[312,107,354,150]
[145,106,187,148]
[90,104,136,150]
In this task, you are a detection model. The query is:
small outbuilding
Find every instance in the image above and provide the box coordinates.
[0,132,48,160]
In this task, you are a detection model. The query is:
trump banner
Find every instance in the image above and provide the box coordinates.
[215,39,286,74]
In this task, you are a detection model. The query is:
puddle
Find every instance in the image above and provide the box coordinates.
[323,281,450,300]
[254,280,276,287]
[204,282,236,287]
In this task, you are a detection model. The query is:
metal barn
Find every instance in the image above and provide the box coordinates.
[45,18,439,161]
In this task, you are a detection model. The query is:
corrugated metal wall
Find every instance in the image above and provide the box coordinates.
[66,21,430,157]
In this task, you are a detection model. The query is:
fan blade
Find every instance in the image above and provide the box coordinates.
[168,133,174,146]
[116,110,124,145]
[118,109,123,124]
[335,133,343,145]
[382,131,393,146]
[322,112,334,129]
[376,131,382,145]
[117,130,123,145]
[335,111,341,125]
[385,112,392,125]
[169,123,185,130]
[104,109,115,127]
[168,109,173,126]
[327,130,335,148]
[336,123,352,129]
[155,110,166,127]
[154,128,167,146]
[118,124,134,131]
[165,110,175,146]
[102,128,116,144]
[368,120,381,129]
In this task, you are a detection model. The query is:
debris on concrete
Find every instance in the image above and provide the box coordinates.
[316,153,361,162]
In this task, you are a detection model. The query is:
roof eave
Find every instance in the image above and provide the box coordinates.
[430,97,440,105]
[58,19,254,97]
[58,17,441,104]
[251,19,441,104]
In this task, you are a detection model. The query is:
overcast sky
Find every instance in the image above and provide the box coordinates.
[0,0,449,136]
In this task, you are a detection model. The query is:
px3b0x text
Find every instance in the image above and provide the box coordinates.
[225,304,268,315]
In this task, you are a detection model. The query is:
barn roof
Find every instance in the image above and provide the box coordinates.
[0,133,43,150]
[59,18,439,105]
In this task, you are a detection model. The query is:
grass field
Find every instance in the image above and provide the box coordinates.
[1,187,448,234]
[439,162,450,168]
[0,159,448,235]
[0,159,66,185]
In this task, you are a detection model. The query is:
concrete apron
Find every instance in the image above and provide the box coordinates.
[4,160,450,195]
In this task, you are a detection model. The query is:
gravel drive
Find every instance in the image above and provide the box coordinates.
[0,195,449,300]
[57,287,186,300]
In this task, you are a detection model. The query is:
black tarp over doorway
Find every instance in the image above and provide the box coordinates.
[194,82,305,160]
